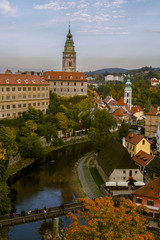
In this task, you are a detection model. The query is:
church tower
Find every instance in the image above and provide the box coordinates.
[62,25,76,72]
[124,74,132,109]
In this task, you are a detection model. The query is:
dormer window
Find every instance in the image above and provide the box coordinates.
[5,79,9,84]
[17,79,21,84]
[48,75,50,79]
[59,76,61,79]
[81,76,83,80]
[24,79,28,84]
[41,80,44,84]
[32,80,36,84]
[70,76,73,80]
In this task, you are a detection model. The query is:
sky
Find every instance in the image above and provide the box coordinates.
[0,0,160,72]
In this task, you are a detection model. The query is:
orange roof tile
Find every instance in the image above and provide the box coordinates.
[43,71,87,81]
[0,73,49,85]
[125,132,145,145]
[113,107,129,117]
[131,105,143,114]
[93,91,99,98]
[145,107,158,116]
[133,150,154,167]
[117,97,130,112]
[133,177,160,199]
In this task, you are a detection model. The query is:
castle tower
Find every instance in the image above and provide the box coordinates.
[124,74,132,109]
[62,25,76,72]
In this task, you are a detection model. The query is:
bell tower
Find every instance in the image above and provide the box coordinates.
[62,25,76,72]
[124,74,132,109]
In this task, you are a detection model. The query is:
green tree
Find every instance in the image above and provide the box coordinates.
[20,120,38,137]
[118,121,130,142]
[19,135,44,158]
[0,143,6,179]
[38,123,57,143]
[55,112,69,130]
[0,183,10,216]
[89,109,116,153]
[23,106,43,123]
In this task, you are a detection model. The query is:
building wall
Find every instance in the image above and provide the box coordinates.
[109,169,143,182]
[133,195,160,217]
[48,80,87,97]
[133,111,144,120]
[145,114,160,138]
[125,138,150,157]
[0,85,49,119]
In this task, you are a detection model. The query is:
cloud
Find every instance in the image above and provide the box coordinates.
[0,0,17,16]
[35,2,66,11]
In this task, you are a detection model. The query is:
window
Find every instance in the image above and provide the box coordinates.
[81,83,83,86]
[33,103,36,106]
[6,96,10,100]
[38,102,40,106]
[54,82,56,86]
[74,83,76,86]
[61,82,63,86]
[2,88,4,92]
[33,87,36,91]
[28,87,31,91]
[28,103,31,106]
[12,105,16,109]
[23,87,26,91]
[18,95,21,99]
[68,82,69,86]
[74,89,76,92]
[38,87,40,91]
[54,88,56,92]
[123,170,126,174]
[68,89,69,92]
[7,113,10,117]
[2,106,4,110]
[142,140,145,145]
[18,87,21,91]
[42,102,44,105]
[18,112,21,116]
[12,96,16,100]
[147,200,154,206]
[135,171,137,174]
[42,94,44,97]
[18,104,21,108]
[2,96,4,100]
[7,105,10,109]
[61,89,63,92]
[23,94,26,99]
[28,94,31,98]
[33,94,36,98]
[38,94,40,98]
[42,87,44,91]
[23,104,26,107]
[6,87,10,92]
[12,88,15,91]
[136,198,142,204]
[81,89,83,92]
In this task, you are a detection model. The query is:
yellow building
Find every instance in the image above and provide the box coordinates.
[125,132,150,157]
[145,107,160,138]
[0,73,49,119]
[43,71,88,97]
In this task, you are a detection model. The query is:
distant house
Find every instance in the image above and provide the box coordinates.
[133,177,160,218]
[146,156,160,179]
[113,107,130,122]
[131,105,144,121]
[145,107,160,138]
[95,138,143,185]
[125,132,150,157]
[103,96,117,112]
[105,75,124,82]
[151,78,159,86]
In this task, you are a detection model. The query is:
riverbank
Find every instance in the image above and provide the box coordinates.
[6,136,90,184]
[70,152,105,199]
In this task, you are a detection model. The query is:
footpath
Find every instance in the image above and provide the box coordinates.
[77,152,104,199]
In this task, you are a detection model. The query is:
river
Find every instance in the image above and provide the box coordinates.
[8,142,91,240]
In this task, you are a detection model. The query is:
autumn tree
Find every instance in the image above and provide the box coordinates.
[23,106,43,123]
[0,126,18,158]
[0,182,10,216]
[66,196,154,240]
[0,143,6,179]
[20,120,38,137]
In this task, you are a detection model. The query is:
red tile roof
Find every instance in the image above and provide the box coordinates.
[113,107,129,117]
[43,71,87,81]
[95,98,101,104]
[117,97,130,112]
[133,177,160,199]
[145,107,158,116]
[0,73,49,85]
[125,132,144,145]
[133,150,154,167]
[131,105,143,114]
[93,91,99,98]
[108,100,117,106]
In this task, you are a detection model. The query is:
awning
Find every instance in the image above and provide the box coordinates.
[134,182,145,186]
[117,182,128,187]
[105,182,116,186]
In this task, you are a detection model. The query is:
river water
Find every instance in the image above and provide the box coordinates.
[8,142,91,240]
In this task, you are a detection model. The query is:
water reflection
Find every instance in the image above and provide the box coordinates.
[8,142,91,240]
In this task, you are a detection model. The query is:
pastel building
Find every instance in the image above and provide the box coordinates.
[0,74,49,119]
[125,132,150,157]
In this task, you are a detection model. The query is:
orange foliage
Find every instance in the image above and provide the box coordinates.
[66,196,154,240]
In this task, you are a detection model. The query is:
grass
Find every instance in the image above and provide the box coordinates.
[89,158,104,188]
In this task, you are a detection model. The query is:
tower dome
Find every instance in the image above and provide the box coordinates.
[124,74,132,110]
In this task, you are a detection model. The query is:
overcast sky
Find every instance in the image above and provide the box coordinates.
[0,0,160,72]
